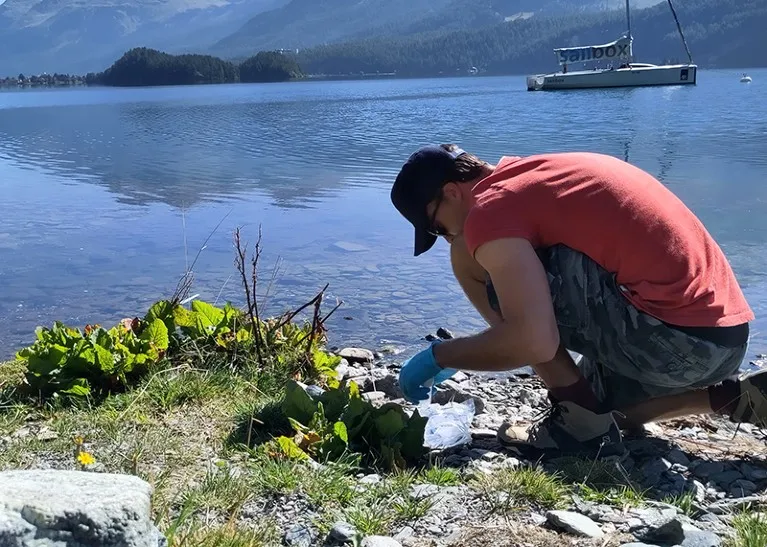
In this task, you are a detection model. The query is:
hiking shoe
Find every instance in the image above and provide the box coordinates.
[730,369,767,427]
[497,400,626,459]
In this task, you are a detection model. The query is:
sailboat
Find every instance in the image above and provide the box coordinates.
[526,0,697,91]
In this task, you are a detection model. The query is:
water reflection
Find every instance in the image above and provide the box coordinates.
[0,72,766,358]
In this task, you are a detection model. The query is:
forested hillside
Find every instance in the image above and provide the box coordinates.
[210,0,662,60]
[93,47,301,87]
[294,0,766,76]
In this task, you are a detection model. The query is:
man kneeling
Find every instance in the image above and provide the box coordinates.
[390,144,759,458]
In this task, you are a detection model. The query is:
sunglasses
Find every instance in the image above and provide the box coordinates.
[426,191,448,237]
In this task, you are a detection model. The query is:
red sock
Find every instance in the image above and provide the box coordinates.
[549,376,602,413]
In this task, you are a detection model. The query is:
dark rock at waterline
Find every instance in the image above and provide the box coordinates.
[436,327,454,340]
[337,347,374,364]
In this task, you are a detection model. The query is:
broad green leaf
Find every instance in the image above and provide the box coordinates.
[318,385,350,423]
[288,416,308,434]
[191,301,225,329]
[146,300,176,334]
[277,436,309,461]
[333,421,349,444]
[93,344,115,373]
[61,378,91,397]
[282,380,319,425]
[399,410,428,464]
[172,306,198,329]
[374,408,405,439]
[140,319,169,351]
[146,300,173,322]
[25,354,62,377]
[341,396,371,439]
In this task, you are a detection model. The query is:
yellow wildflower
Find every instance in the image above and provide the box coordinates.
[77,452,95,466]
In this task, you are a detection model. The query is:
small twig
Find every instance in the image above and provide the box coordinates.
[306,290,324,353]
[234,227,263,366]
[320,298,344,324]
[270,284,329,334]
[213,275,233,306]
[251,227,264,362]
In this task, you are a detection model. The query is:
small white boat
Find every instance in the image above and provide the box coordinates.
[527,0,697,91]
[741,73,753,83]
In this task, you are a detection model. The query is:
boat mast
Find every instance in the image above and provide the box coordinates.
[666,0,694,64]
[624,0,633,63]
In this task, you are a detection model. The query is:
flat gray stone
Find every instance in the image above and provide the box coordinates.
[709,470,744,488]
[285,524,314,546]
[692,461,724,479]
[680,529,722,547]
[629,509,685,545]
[546,510,604,538]
[361,537,402,547]
[666,449,691,467]
[361,391,386,403]
[338,347,374,364]
[0,469,164,547]
[619,544,662,547]
[329,521,357,543]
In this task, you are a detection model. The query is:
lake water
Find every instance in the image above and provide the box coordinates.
[1,70,766,365]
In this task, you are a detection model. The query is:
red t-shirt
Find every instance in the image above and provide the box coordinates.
[463,152,753,328]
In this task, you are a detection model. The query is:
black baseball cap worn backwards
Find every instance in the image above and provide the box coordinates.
[391,145,466,256]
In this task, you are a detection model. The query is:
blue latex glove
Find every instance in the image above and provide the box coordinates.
[398,341,457,403]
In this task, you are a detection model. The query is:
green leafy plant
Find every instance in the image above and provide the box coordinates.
[275,380,428,470]
[17,314,169,399]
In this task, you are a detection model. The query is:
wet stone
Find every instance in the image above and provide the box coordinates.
[546,510,604,538]
[329,522,358,543]
[338,347,375,364]
[641,457,672,487]
[436,327,454,339]
[729,479,757,497]
[666,449,691,467]
[691,461,724,479]
[285,524,314,547]
[709,470,744,488]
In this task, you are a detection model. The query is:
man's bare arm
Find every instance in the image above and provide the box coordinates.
[434,237,560,371]
[450,235,503,327]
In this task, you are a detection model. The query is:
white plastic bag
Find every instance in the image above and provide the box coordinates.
[418,398,476,449]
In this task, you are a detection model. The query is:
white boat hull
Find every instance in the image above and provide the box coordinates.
[527,64,697,91]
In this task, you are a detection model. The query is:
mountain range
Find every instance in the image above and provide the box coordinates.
[1,0,760,77]
[0,0,664,75]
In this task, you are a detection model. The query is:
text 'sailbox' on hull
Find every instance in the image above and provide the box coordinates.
[526,0,698,92]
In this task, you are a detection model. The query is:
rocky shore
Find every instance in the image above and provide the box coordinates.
[1,336,766,547]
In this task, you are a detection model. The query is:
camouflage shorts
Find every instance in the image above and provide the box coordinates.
[486,244,748,409]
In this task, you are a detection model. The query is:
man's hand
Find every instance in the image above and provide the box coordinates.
[398,342,456,403]
[433,237,560,371]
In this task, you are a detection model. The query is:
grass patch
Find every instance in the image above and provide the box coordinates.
[343,501,396,536]
[418,461,461,486]
[548,455,649,508]
[663,491,700,517]
[473,466,570,512]
[728,510,767,547]
[164,507,279,547]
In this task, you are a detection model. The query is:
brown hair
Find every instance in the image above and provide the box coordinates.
[439,143,488,182]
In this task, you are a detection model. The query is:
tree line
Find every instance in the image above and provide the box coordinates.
[97,48,304,86]
[293,0,767,76]
[2,48,305,88]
